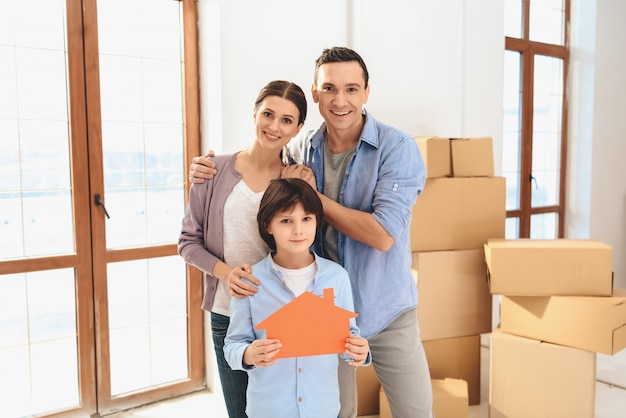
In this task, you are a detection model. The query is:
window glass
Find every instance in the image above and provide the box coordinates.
[108,257,188,395]
[0,269,79,416]
[0,0,74,259]
[530,0,566,45]
[505,217,520,239]
[530,212,559,238]
[98,0,185,250]
[532,55,563,208]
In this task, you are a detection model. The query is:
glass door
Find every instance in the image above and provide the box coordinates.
[0,1,203,416]
[0,1,96,416]
[87,0,203,412]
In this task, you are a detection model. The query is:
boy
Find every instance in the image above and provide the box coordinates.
[224,178,370,418]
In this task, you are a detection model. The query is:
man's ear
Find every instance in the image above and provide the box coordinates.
[311,84,319,103]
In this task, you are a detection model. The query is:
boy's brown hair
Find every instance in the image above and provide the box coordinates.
[257,178,323,251]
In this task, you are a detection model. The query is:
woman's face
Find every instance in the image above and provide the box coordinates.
[253,95,303,150]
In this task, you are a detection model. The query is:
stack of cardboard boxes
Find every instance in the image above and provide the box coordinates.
[359,136,506,418]
[485,238,626,417]
[355,135,626,418]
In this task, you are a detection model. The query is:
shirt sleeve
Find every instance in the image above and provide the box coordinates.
[287,130,315,165]
[371,134,426,241]
[335,266,372,366]
[224,295,256,371]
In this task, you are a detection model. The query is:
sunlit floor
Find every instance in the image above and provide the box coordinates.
[112,334,626,418]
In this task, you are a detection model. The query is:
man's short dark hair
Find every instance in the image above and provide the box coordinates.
[314,46,369,88]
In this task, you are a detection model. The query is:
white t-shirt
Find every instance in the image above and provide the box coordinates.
[212,180,269,316]
[275,261,317,297]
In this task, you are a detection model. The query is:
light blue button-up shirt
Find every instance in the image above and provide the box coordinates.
[224,253,367,418]
[289,110,426,338]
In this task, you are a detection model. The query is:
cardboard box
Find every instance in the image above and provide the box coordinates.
[432,378,469,418]
[380,379,469,418]
[415,136,451,178]
[410,177,506,252]
[356,363,380,416]
[423,335,481,405]
[413,249,492,341]
[450,137,494,177]
[489,329,596,418]
[379,387,391,418]
[501,288,626,355]
[485,238,613,296]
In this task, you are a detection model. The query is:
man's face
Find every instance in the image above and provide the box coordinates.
[311,61,370,134]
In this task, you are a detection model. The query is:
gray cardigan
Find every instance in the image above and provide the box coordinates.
[178,153,242,311]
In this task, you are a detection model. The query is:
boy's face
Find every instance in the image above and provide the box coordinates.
[267,202,317,258]
[311,61,370,134]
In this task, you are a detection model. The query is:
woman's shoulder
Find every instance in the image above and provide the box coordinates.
[212,153,242,181]
[212,152,237,168]
[188,153,238,194]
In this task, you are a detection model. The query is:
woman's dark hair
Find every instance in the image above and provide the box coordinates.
[313,46,370,88]
[254,80,307,125]
[257,178,323,251]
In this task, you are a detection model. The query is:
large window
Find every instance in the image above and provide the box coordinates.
[503,0,570,238]
[0,1,203,416]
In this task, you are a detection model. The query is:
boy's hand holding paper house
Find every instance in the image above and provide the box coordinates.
[255,288,358,359]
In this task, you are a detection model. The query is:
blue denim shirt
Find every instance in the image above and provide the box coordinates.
[224,253,367,418]
[289,110,426,338]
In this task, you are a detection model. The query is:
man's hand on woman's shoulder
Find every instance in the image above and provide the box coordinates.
[189,151,217,183]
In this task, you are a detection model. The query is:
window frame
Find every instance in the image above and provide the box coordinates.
[0,0,203,416]
[504,0,570,238]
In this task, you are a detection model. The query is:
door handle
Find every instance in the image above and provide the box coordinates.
[95,193,111,219]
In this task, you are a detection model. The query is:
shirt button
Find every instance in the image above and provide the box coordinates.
[392,183,399,191]
[298,397,303,402]
[298,368,303,373]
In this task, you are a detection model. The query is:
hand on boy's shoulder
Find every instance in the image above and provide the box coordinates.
[228,263,260,299]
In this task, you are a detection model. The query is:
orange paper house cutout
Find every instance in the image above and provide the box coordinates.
[255,288,358,359]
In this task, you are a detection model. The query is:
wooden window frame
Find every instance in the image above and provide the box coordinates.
[82,0,205,413]
[0,1,203,416]
[505,0,570,238]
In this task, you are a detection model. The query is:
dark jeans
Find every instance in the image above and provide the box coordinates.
[211,312,248,418]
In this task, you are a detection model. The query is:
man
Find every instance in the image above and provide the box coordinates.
[190,47,433,418]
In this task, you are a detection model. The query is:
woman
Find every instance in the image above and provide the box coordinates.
[178,80,308,418]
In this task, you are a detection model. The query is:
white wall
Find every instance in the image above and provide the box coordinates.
[569,0,626,289]
[589,0,626,289]
[198,0,504,168]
